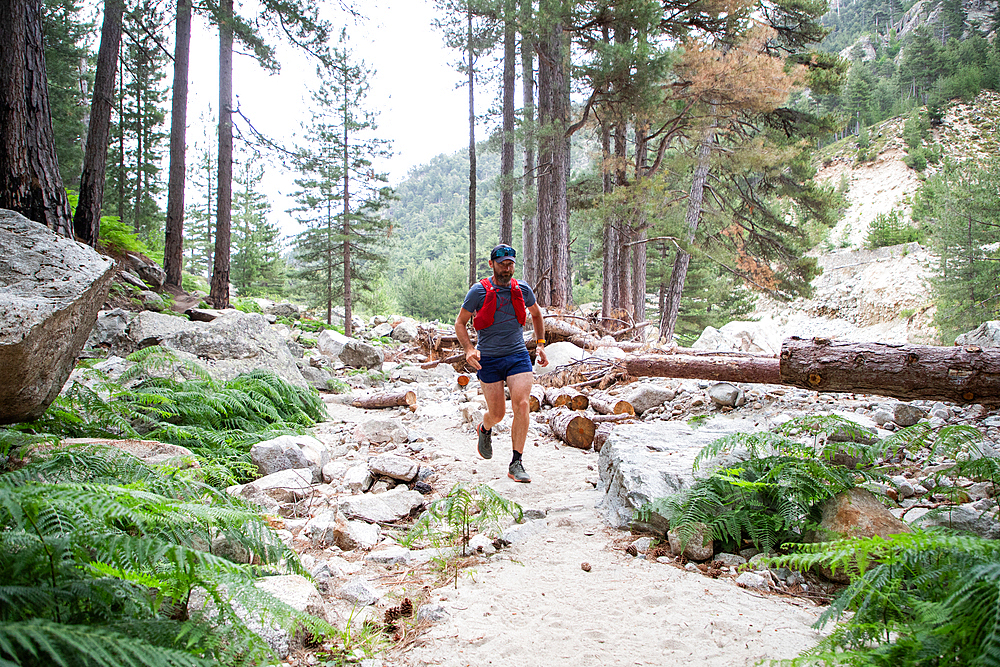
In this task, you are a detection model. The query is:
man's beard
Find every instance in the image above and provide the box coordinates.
[493,267,513,286]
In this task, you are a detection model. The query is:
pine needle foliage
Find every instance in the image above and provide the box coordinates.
[401,483,523,556]
[0,446,332,667]
[7,347,326,485]
[640,415,889,553]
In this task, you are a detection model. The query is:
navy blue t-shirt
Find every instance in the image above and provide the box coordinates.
[462,278,537,358]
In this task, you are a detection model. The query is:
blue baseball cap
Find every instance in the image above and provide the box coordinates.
[490,244,516,262]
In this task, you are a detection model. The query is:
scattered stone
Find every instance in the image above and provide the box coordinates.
[338,486,424,523]
[667,523,714,562]
[893,403,926,427]
[581,562,592,572]
[630,536,655,554]
[365,545,411,565]
[368,453,420,482]
[340,340,384,369]
[391,320,419,343]
[708,383,744,408]
[239,468,314,504]
[354,419,409,445]
[907,503,1000,539]
[251,436,315,478]
[955,321,1000,348]
[735,571,770,591]
[713,553,747,567]
[624,383,676,415]
[337,578,381,606]
[416,604,449,623]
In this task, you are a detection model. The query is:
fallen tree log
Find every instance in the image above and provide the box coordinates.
[588,394,634,415]
[621,338,1000,405]
[352,390,417,409]
[529,385,545,412]
[624,354,780,384]
[779,337,1000,405]
[590,412,635,423]
[544,318,646,352]
[544,387,589,410]
[548,407,596,449]
[594,422,614,451]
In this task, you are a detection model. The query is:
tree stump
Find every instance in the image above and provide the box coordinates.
[352,390,416,409]
[549,407,596,450]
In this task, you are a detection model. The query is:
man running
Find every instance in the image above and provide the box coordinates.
[455,244,548,483]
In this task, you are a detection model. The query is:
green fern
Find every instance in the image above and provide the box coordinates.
[0,446,331,667]
[642,415,889,553]
[771,531,1000,666]
[7,348,326,485]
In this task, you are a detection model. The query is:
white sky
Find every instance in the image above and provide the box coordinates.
[184,0,473,235]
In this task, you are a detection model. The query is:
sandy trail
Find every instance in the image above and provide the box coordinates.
[374,407,829,667]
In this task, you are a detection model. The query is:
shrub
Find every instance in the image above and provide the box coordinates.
[865,210,923,249]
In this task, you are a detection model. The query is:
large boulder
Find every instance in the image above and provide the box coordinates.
[0,211,115,423]
[317,328,351,358]
[115,310,308,388]
[955,322,1000,347]
[597,418,756,531]
[340,339,384,369]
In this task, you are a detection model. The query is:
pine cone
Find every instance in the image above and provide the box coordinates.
[625,544,638,557]
[400,598,413,617]
[385,606,402,623]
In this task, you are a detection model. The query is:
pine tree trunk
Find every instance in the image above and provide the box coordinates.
[163,0,191,286]
[535,17,554,305]
[467,8,477,287]
[0,0,73,237]
[520,0,537,287]
[210,0,233,309]
[660,127,714,342]
[499,0,515,246]
[74,0,122,247]
[342,66,353,337]
[550,15,570,307]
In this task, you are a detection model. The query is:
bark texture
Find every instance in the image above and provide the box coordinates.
[74,0,124,246]
[210,0,233,309]
[625,353,781,384]
[163,0,191,286]
[352,390,417,410]
[548,407,596,449]
[779,337,1000,405]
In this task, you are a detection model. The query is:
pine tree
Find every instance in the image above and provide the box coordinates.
[290,32,394,333]
[230,162,286,297]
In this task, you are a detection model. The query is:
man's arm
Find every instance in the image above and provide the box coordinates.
[528,303,548,367]
[455,308,482,370]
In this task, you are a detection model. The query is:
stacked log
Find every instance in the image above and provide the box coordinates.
[529,385,545,412]
[594,422,614,452]
[588,393,634,415]
[544,387,589,410]
[548,407,596,449]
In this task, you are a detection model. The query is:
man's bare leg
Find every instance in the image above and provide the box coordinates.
[480,379,507,431]
[506,371,533,454]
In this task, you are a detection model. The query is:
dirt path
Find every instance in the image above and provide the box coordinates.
[352,407,830,667]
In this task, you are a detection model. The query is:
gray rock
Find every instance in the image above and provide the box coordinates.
[872,409,894,426]
[185,308,222,322]
[138,290,165,311]
[355,418,409,445]
[416,604,449,623]
[708,382,744,408]
[344,464,374,493]
[118,310,309,388]
[305,511,380,550]
[735,571,770,591]
[322,460,350,485]
[597,418,755,531]
[86,308,129,348]
[317,328,351,359]
[254,574,329,657]
[501,518,548,544]
[297,362,332,391]
[713,552,747,567]
[251,435,315,478]
[240,468,313,504]
[624,383,676,415]
[391,320,419,343]
[365,545,411,565]
[211,533,251,564]
[340,340,384,369]
[337,578,381,606]
[908,503,1000,539]
[370,323,393,338]
[668,523,714,561]
[268,302,300,319]
[339,486,424,523]
[894,403,926,427]
[126,253,166,289]
[955,321,1000,348]
[0,211,116,423]
[630,536,655,554]
[369,453,420,482]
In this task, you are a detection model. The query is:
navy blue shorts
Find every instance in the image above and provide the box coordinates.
[477,350,533,384]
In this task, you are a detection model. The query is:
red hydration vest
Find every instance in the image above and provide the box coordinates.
[472,277,526,330]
